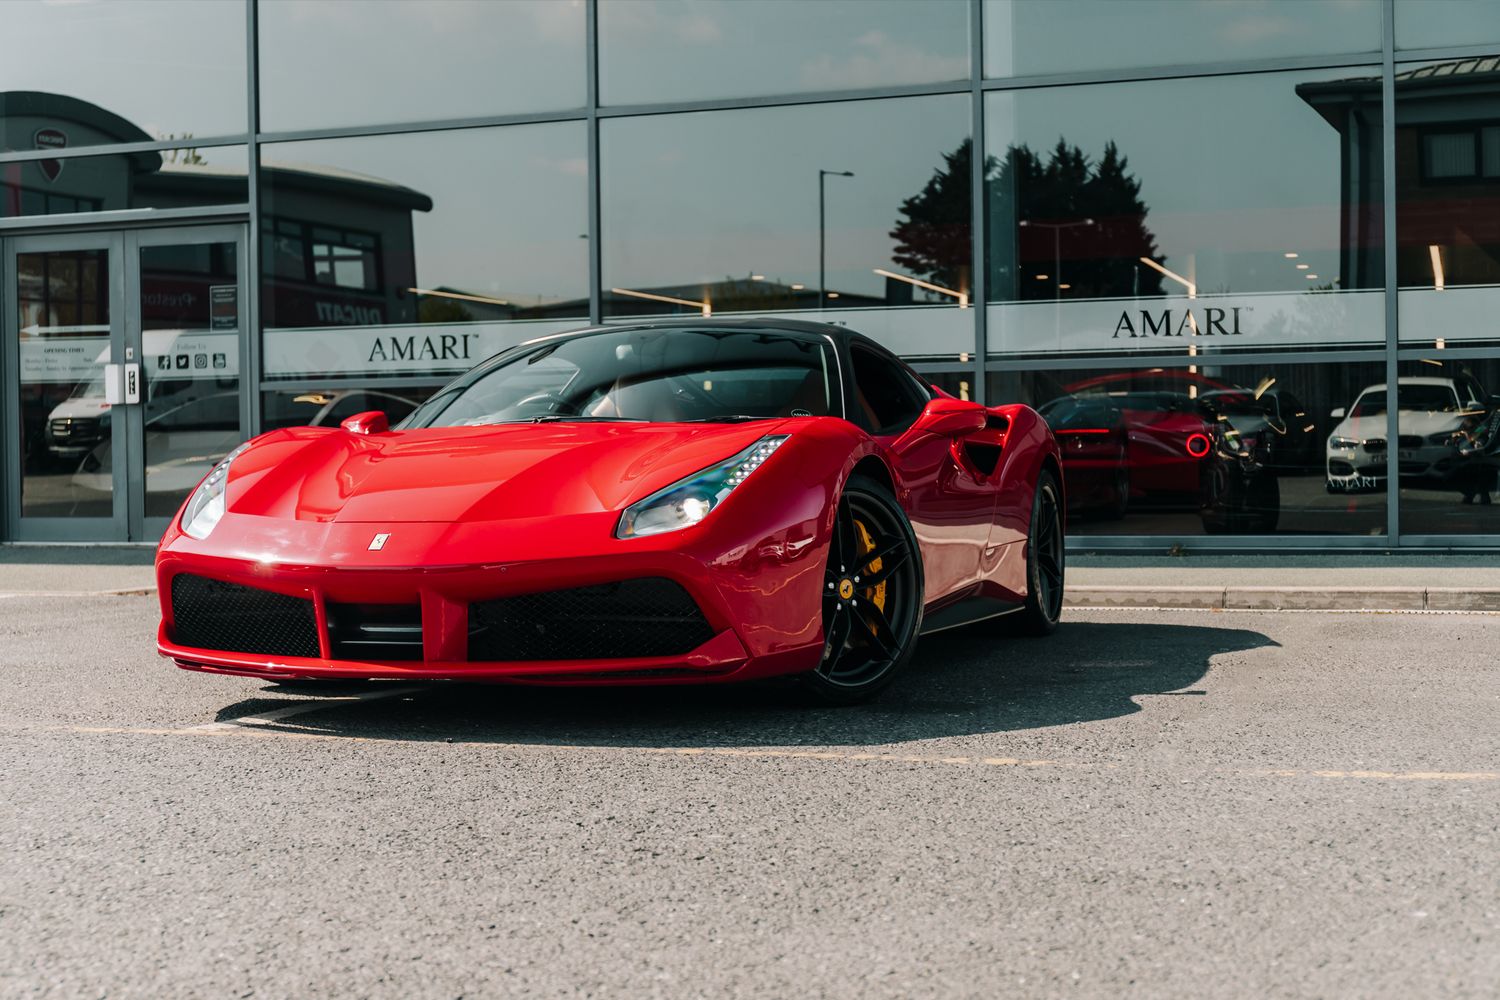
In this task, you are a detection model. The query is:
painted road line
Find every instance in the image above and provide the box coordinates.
[52,725,1500,782]
[179,685,422,733]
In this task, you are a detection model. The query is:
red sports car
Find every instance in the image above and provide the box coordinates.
[156,319,1065,703]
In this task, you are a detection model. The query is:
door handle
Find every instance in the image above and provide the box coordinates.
[123,362,142,404]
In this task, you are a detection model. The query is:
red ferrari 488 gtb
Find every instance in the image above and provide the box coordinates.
[156,319,1065,703]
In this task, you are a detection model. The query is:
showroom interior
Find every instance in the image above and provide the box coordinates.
[3,0,1500,549]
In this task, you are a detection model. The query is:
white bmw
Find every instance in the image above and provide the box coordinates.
[1325,376,1486,493]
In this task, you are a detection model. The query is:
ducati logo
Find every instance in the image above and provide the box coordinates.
[34,128,66,183]
[368,532,391,551]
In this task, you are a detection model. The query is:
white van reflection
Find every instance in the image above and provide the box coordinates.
[44,330,237,459]
[71,389,419,502]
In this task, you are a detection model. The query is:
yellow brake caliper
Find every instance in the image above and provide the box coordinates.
[853,518,887,633]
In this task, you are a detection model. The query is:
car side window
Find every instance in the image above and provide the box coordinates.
[849,344,929,434]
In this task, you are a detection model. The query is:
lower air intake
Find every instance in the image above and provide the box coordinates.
[468,578,715,661]
[170,574,320,658]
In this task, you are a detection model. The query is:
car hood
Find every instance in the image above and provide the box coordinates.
[1330,410,1467,441]
[227,420,793,524]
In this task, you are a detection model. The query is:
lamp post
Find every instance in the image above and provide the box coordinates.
[819,169,854,310]
[1018,218,1094,301]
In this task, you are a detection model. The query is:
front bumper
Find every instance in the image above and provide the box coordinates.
[156,510,827,685]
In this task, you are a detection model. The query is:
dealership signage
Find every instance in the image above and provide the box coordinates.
[988,289,1385,355]
[34,127,66,183]
[264,320,583,378]
[264,306,979,376]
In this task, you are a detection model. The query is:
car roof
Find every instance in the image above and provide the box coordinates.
[500,317,866,355]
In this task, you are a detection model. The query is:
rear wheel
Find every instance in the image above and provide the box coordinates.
[800,475,923,705]
[1011,469,1065,636]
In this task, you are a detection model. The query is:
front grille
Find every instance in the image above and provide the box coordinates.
[1399,435,1423,449]
[468,578,715,662]
[1364,438,1387,453]
[170,574,319,658]
[49,417,99,441]
[328,603,423,661]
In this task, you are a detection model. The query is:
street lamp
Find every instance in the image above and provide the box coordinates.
[819,169,854,310]
[1018,218,1094,301]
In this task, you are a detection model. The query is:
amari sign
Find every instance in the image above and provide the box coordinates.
[987,289,1384,355]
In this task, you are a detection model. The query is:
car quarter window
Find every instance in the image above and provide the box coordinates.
[849,344,930,434]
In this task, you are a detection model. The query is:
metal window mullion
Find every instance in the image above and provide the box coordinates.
[984,348,1390,371]
[255,110,589,146]
[246,0,262,438]
[969,0,987,404]
[1382,0,1400,543]
[977,51,1385,93]
[587,0,602,326]
[0,134,251,166]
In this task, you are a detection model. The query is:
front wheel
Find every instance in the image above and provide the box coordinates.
[800,474,924,706]
[1011,469,1065,636]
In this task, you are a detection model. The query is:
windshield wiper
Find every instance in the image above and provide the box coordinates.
[529,415,647,423]
[681,414,772,423]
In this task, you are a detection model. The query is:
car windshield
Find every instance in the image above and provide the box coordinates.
[405,328,836,428]
[1350,385,1460,418]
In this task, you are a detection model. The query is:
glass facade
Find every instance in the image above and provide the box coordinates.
[2,0,1499,548]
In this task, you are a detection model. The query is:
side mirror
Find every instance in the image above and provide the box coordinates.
[1330,407,1346,420]
[913,397,987,438]
[341,410,389,435]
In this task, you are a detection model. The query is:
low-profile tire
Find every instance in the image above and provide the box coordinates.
[1010,469,1065,637]
[799,473,924,706]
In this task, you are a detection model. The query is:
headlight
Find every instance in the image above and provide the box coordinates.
[617,435,788,539]
[180,442,251,539]
[1329,436,1360,449]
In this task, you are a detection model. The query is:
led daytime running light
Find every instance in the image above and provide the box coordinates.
[617,435,788,538]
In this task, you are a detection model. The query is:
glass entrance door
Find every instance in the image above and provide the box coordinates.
[4,225,246,542]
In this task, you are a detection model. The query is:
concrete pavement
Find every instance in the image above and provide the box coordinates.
[2,598,1498,998]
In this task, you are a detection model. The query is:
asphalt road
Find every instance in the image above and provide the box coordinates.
[2,597,1498,999]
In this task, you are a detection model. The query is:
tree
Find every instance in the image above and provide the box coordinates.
[889,138,983,299]
[891,137,1163,302]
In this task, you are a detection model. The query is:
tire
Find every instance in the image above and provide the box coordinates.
[1011,469,1065,636]
[799,473,924,706]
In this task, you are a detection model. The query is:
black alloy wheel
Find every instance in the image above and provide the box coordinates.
[1010,469,1064,636]
[801,474,923,705]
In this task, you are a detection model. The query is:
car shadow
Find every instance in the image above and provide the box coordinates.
[208,621,1278,748]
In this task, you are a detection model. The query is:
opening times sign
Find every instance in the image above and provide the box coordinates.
[20,332,240,385]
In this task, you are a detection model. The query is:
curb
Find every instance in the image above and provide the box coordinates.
[1066,585,1500,612]
[0,586,157,599]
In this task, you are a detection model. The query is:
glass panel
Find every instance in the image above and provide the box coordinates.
[923,370,978,402]
[984,0,1381,79]
[0,1,247,153]
[989,360,1389,536]
[1395,0,1500,51]
[138,242,242,519]
[600,96,975,360]
[262,386,438,431]
[259,124,588,380]
[599,0,969,105]
[17,249,113,519]
[1396,56,1500,350]
[257,0,585,132]
[985,69,1384,360]
[1,146,249,219]
[1395,357,1500,534]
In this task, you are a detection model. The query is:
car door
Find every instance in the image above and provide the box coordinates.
[848,343,992,603]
